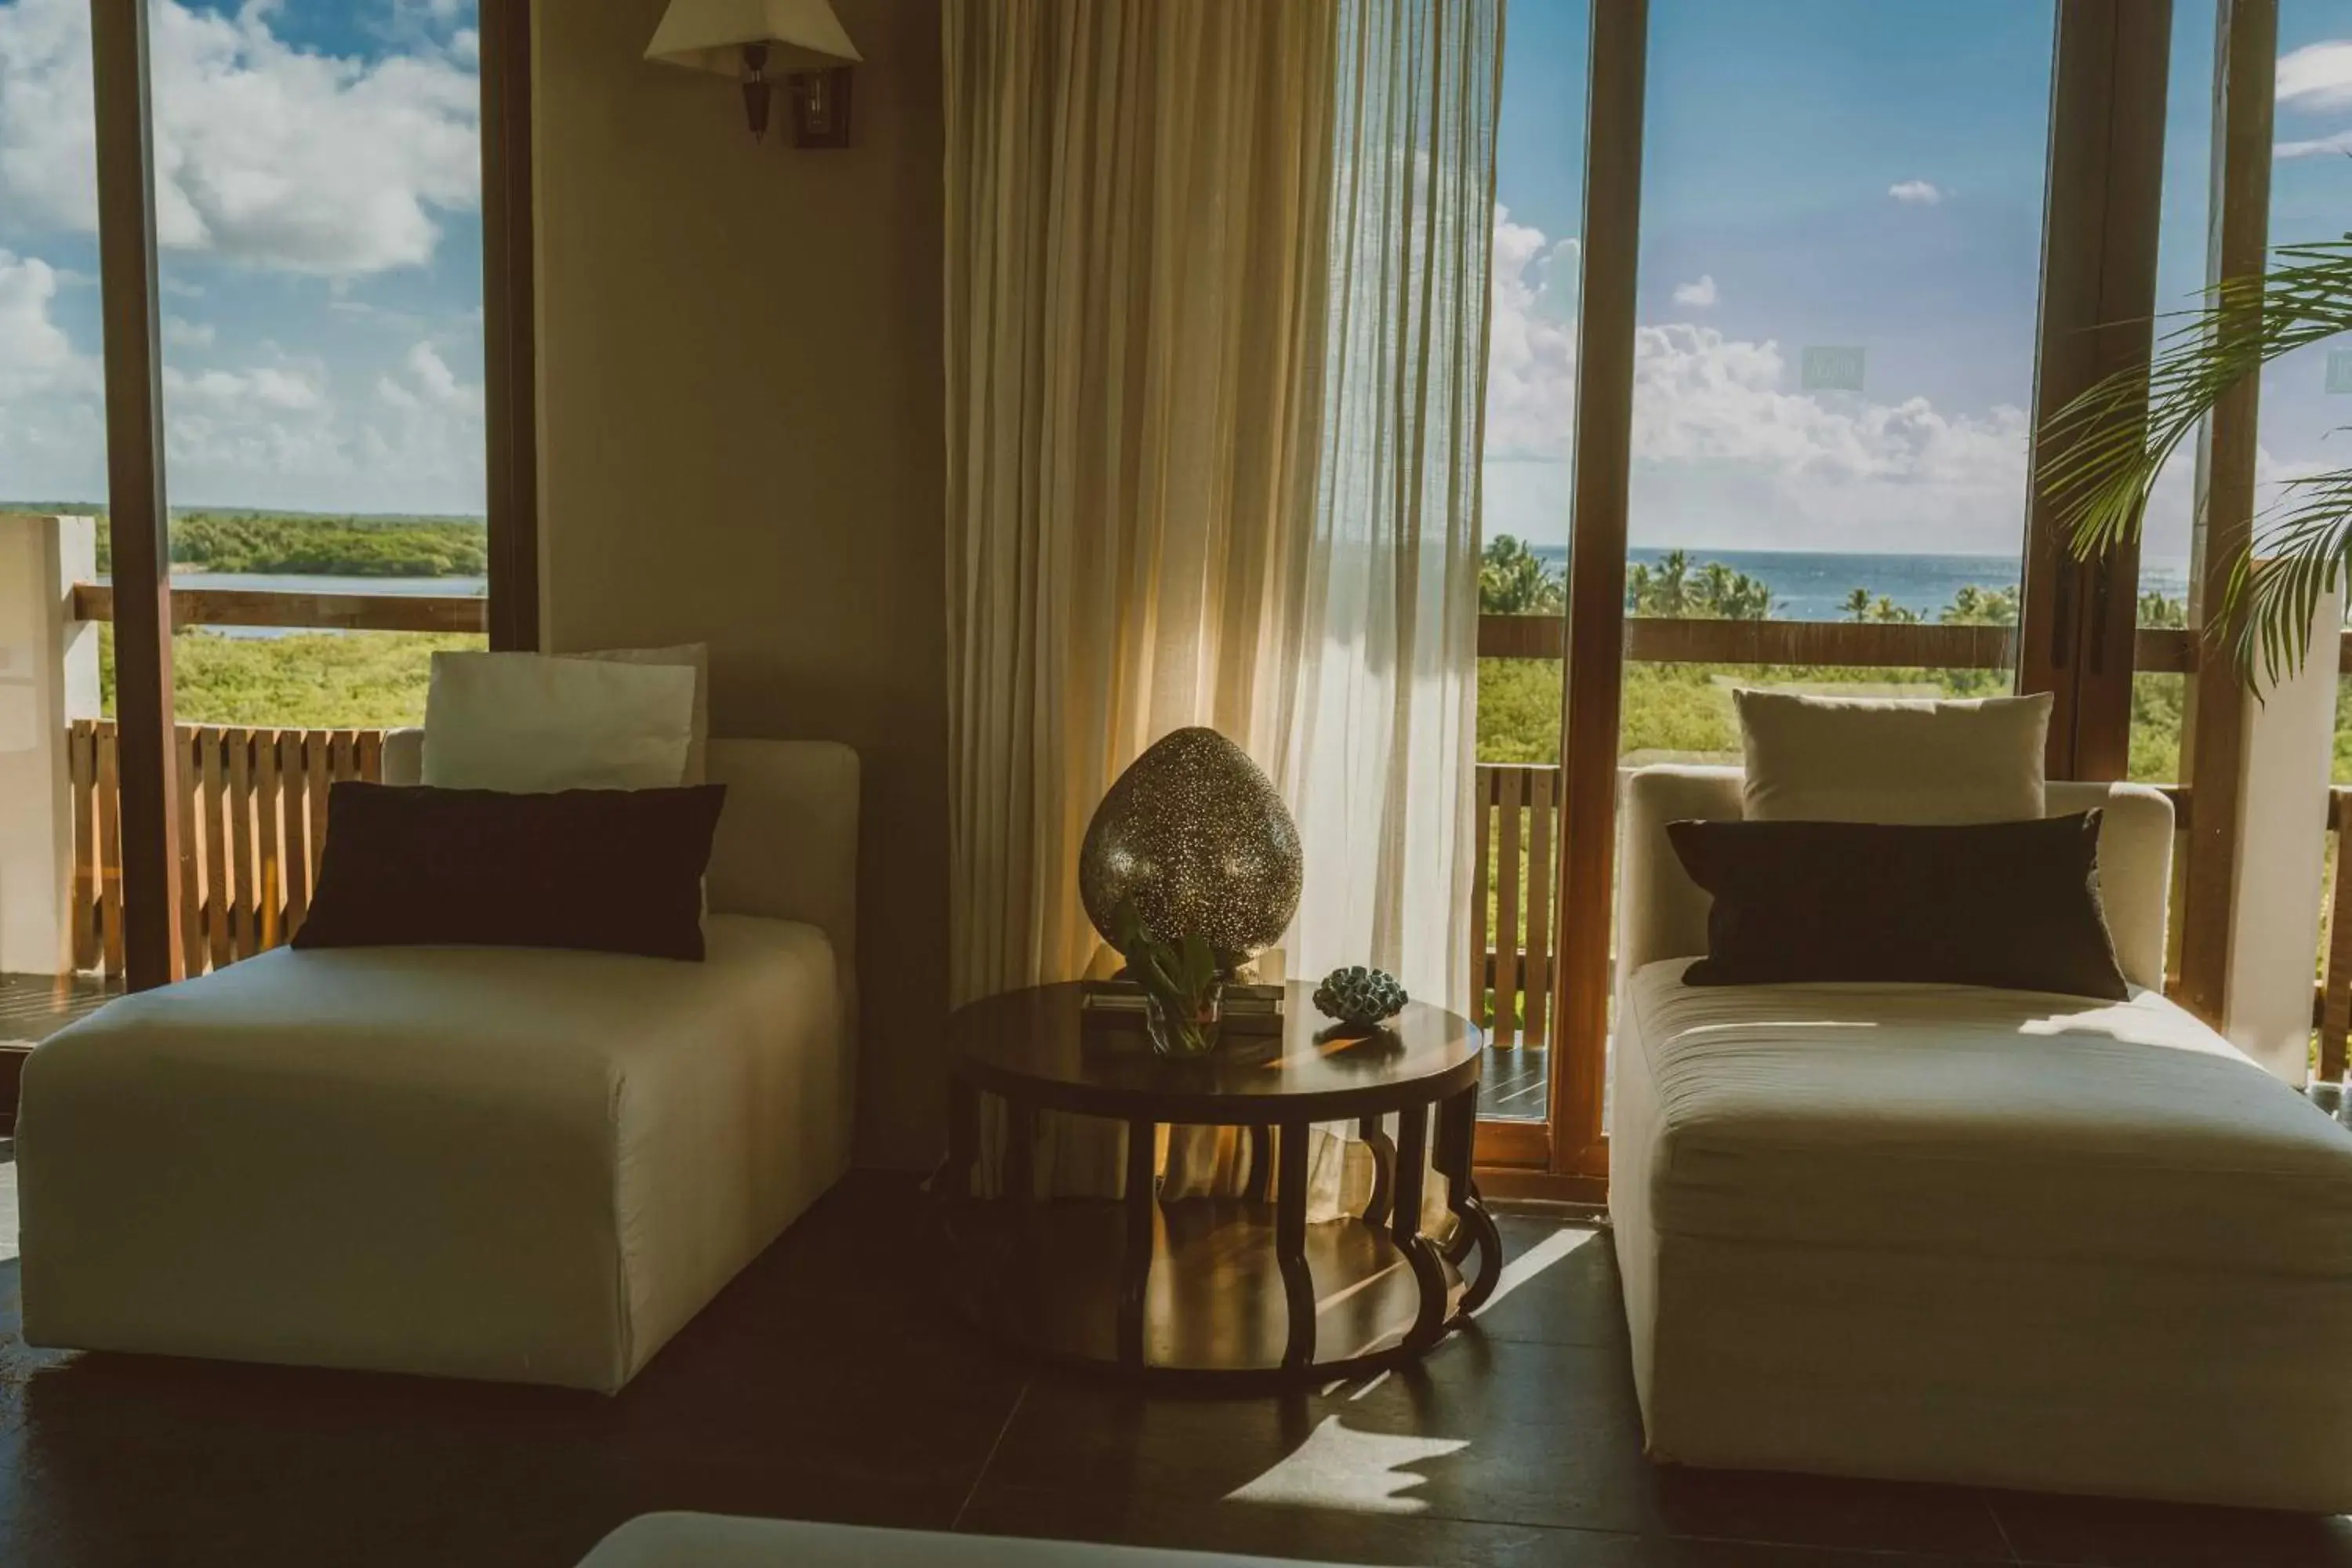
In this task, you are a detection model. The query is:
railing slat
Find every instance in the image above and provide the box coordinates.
[255,730,284,952]
[1496,768,1524,1049]
[201,732,232,975]
[227,729,258,960]
[2325,787,2352,1083]
[95,724,124,979]
[282,732,313,941]
[1526,768,1555,1047]
[176,728,205,981]
[1470,765,1492,1033]
[68,720,97,975]
[306,731,332,890]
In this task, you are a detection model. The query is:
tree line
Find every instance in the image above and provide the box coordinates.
[1479,535,2187,629]
[91,510,487,578]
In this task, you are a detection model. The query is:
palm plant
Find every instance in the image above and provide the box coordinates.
[2039,238,2352,684]
[1479,535,1565,615]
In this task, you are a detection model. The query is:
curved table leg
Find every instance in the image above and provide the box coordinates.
[1357,1114,1396,1229]
[1392,1104,1449,1353]
[1436,1087,1504,1314]
[1119,1118,1156,1368]
[1276,1120,1316,1370]
[1246,1123,1274,1204]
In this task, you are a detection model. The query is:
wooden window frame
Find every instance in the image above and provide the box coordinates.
[89,0,182,989]
[2020,0,2174,782]
[1501,0,2259,1198]
[87,0,538,989]
[481,0,543,654]
[2174,0,2274,1023]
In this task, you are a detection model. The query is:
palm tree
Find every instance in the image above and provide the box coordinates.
[1479,535,1563,615]
[2040,238,2352,682]
[1842,587,1873,622]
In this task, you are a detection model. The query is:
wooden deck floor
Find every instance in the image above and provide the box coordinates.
[0,975,118,1048]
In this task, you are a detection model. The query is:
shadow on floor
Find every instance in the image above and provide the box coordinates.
[0,1174,2344,1568]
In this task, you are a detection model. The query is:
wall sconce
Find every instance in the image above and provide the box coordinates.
[645,0,862,149]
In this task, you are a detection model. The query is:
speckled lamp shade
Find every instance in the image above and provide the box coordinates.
[1079,728,1303,964]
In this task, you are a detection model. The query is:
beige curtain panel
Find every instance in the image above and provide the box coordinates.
[943,0,1502,1209]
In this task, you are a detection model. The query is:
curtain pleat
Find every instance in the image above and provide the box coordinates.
[943,0,1501,1216]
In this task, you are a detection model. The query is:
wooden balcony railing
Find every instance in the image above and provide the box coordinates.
[71,583,486,634]
[67,720,385,982]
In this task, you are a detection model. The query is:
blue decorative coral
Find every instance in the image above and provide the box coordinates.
[1313,965,1407,1026]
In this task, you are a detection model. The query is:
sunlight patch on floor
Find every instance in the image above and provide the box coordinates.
[1225,1414,1468,1515]
[1471,1224,1594,1319]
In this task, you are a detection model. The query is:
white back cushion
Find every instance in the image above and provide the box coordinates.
[422,652,695,793]
[564,644,710,783]
[1617,764,2175,994]
[1735,688,2052,824]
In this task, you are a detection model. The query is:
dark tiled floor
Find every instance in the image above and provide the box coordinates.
[0,1173,2346,1567]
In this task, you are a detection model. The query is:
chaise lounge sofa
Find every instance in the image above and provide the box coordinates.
[1610,764,2352,1512]
[17,735,858,1394]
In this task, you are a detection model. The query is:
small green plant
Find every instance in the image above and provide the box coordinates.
[1108,900,1222,1057]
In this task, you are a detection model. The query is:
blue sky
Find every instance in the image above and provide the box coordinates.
[0,0,485,515]
[4,0,2350,550]
[1484,0,2352,566]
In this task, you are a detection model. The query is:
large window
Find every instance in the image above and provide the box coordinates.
[1,0,492,728]
[1618,0,2054,764]
[0,0,110,510]
[2270,0,2352,783]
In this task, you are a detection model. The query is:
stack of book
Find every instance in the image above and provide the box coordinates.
[1078,979,1287,1035]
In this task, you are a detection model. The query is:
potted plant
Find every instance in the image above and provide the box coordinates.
[1109,901,1224,1058]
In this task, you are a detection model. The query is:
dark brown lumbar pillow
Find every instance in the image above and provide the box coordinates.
[1666,810,2130,1000]
[293,782,727,961]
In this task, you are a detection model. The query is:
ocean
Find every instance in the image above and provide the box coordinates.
[1532,546,2191,622]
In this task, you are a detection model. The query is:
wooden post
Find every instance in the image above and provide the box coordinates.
[2176,0,2274,1025]
[1548,0,1648,1180]
[89,0,183,989]
[481,0,542,654]
[2020,0,2172,780]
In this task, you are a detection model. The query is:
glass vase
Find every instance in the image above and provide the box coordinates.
[1143,984,1224,1059]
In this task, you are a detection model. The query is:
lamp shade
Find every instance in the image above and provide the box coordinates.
[644,0,862,75]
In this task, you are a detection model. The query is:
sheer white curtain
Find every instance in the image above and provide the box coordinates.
[942,0,1501,1210]
[1278,0,1501,1218]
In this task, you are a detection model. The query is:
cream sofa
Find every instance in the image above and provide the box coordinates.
[18,737,858,1394]
[1610,765,2352,1512]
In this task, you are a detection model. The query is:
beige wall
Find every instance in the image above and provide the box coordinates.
[535,0,946,1167]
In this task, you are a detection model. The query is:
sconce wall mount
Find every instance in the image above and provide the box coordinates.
[646,0,862,149]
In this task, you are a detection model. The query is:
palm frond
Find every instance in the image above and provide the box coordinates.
[2226,463,2352,686]
[2038,238,2352,680]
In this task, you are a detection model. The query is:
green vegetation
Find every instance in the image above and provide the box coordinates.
[87,509,488,577]
[101,626,484,729]
[1471,535,2253,783]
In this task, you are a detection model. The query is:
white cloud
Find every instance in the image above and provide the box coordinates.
[1671,274,1718,309]
[0,249,90,399]
[1481,209,2034,553]
[0,0,479,277]
[1887,180,1944,205]
[2278,40,2352,111]
[2276,129,2352,160]
[164,315,216,350]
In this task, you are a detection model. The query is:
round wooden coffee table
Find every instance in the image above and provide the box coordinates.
[935,982,1504,1388]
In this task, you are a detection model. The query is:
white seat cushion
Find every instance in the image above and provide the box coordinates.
[20,915,851,1392]
[1624,959,2352,1277]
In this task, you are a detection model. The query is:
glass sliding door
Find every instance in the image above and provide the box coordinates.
[1474,0,1592,1147]
[145,0,490,731]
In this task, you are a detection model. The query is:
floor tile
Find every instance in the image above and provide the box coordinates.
[1987,1488,2352,1568]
